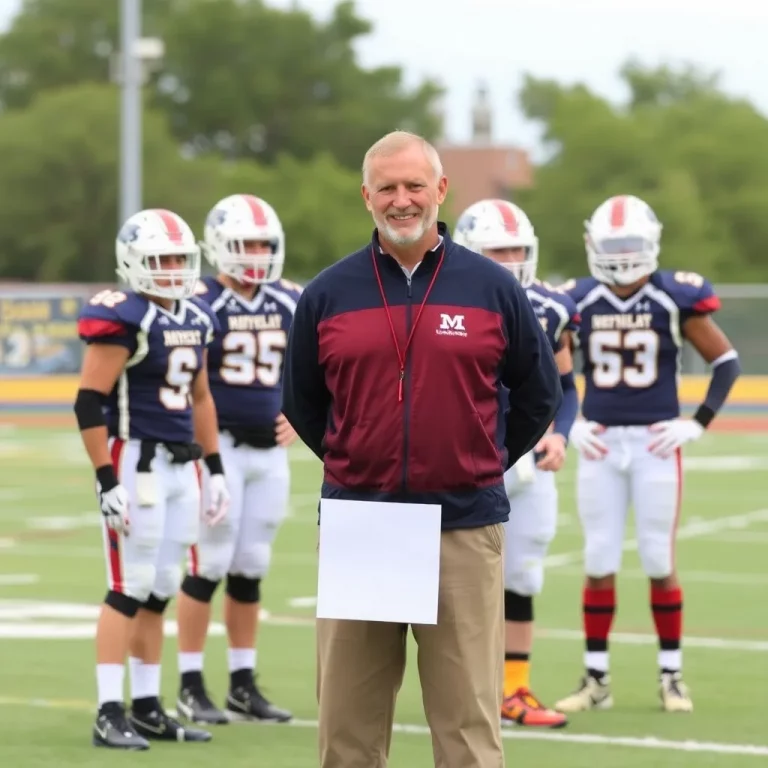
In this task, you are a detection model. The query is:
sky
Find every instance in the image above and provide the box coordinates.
[1,0,767,156]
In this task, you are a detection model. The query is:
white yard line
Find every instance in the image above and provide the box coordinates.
[0,695,765,756]
[0,574,38,586]
[544,508,768,568]
[0,603,765,652]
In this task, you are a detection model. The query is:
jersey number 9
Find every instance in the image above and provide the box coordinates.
[220,330,287,387]
[160,347,198,410]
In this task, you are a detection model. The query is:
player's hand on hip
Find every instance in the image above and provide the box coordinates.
[97,481,130,536]
[204,474,230,526]
[569,420,609,460]
[275,412,298,447]
[648,419,703,458]
[535,433,567,471]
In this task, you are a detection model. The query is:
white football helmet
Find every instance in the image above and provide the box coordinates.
[453,199,538,286]
[585,194,662,286]
[115,208,201,300]
[202,194,285,284]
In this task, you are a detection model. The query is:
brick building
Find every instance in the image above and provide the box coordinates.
[435,84,535,220]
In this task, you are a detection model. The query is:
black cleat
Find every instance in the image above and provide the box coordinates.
[177,684,230,725]
[226,678,293,723]
[129,698,213,742]
[92,701,150,750]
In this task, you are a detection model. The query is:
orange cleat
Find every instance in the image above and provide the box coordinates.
[501,687,568,728]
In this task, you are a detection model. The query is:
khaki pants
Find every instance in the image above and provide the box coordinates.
[316,523,505,768]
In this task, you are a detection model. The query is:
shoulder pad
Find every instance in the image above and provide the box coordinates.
[194,276,226,304]
[551,290,580,332]
[77,289,141,342]
[194,278,210,296]
[277,277,304,298]
[555,276,597,303]
[656,270,721,315]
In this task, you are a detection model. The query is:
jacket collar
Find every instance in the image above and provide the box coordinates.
[371,221,452,273]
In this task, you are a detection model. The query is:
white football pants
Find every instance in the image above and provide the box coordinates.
[189,431,290,582]
[576,426,682,579]
[502,452,558,596]
[103,437,200,602]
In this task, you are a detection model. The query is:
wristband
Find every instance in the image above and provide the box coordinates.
[95,464,118,492]
[693,405,715,429]
[204,452,224,476]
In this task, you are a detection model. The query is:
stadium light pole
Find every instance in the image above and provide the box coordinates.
[119,0,142,226]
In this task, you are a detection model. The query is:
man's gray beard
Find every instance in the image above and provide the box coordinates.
[379,207,438,246]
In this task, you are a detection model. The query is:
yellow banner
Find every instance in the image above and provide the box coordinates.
[1,375,767,406]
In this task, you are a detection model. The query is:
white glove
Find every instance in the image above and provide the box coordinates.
[98,482,130,536]
[569,420,609,460]
[648,419,703,458]
[204,474,230,526]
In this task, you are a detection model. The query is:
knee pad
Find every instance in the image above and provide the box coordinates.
[504,590,534,622]
[504,550,545,596]
[181,574,220,603]
[638,536,673,580]
[104,590,142,618]
[226,574,260,604]
[123,562,156,604]
[143,593,170,614]
[231,542,272,580]
[151,563,182,601]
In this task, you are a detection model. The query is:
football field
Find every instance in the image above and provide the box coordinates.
[0,417,767,767]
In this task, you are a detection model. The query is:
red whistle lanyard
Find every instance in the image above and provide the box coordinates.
[370,245,445,402]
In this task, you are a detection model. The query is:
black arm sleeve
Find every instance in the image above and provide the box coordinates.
[501,279,563,468]
[281,289,331,461]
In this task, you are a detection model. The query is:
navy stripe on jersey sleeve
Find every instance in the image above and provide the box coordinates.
[281,288,331,460]
[501,279,563,468]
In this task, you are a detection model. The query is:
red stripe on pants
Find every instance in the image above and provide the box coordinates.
[106,438,125,593]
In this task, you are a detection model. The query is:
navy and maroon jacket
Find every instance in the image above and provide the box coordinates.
[282,223,562,529]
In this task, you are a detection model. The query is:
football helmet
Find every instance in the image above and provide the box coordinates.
[453,199,538,286]
[115,208,201,300]
[202,194,285,284]
[584,195,662,286]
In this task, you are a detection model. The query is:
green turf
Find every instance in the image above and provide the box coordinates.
[0,425,767,766]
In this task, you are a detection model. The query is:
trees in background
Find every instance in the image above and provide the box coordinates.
[1,3,768,282]
[514,60,768,281]
[0,0,441,281]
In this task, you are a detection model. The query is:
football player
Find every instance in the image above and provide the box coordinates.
[555,194,741,713]
[175,194,299,725]
[454,199,579,729]
[75,208,230,749]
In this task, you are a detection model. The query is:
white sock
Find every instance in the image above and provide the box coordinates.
[584,651,609,675]
[228,647,256,673]
[96,664,125,706]
[129,657,161,701]
[659,649,682,672]
[178,651,204,674]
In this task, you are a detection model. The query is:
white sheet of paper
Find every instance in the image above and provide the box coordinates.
[316,498,442,624]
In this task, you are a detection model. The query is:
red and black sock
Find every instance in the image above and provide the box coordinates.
[583,586,616,678]
[651,585,683,673]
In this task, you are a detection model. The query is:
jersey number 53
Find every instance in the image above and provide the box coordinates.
[220,330,287,387]
[589,329,659,388]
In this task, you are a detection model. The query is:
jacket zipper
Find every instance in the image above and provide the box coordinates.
[401,274,413,493]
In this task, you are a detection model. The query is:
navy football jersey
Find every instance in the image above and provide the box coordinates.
[77,289,219,443]
[561,270,721,426]
[526,280,580,354]
[196,276,301,432]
